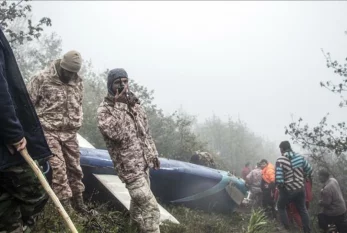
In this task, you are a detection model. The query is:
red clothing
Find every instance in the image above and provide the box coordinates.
[305,179,313,202]
[242,167,251,180]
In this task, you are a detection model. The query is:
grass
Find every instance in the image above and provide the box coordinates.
[30,182,325,233]
[31,200,283,233]
[33,200,130,233]
[246,209,270,233]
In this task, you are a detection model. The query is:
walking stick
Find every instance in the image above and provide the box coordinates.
[20,148,79,233]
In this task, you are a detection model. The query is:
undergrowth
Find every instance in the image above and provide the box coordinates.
[32,201,284,233]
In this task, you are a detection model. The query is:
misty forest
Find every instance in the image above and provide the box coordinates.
[1,1,347,233]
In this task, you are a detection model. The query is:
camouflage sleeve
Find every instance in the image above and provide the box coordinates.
[97,105,126,142]
[26,74,43,106]
[144,111,159,157]
[147,134,158,157]
[79,81,84,123]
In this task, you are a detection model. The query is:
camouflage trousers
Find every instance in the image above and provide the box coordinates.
[126,173,160,233]
[45,131,85,200]
[0,162,48,233]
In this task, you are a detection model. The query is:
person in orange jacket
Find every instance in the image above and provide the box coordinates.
[259,159,276,219]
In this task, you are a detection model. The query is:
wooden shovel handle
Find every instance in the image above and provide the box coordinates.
[20,148,78,233]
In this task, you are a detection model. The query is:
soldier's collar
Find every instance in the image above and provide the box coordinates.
[114,102,129,111]
[105,95,129,111]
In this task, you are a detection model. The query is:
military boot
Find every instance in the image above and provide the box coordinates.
[22,215,37,233]
[23,225,32,233]
[60,198,74,215]
[72,194,89,214]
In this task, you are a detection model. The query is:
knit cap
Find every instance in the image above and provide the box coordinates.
[60,50,82,73]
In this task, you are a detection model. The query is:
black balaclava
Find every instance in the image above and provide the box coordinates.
[106,68,140,106]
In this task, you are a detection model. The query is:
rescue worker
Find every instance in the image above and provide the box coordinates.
[275,141,312,233]
[259,159,276,219]
[97,68,161,233]
[190,151,217,168]
[0,28,51,232]
[318,169,347,233]
[242,162,251,180]
[26,51,88,213]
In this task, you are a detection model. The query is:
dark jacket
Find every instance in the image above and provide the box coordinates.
[0,28,51,170]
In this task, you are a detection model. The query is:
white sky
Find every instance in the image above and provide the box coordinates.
[31,1,347,149]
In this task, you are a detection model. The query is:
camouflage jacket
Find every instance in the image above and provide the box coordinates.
[27,60,83,132]
[97,95,158,184]
[190,151,216,168]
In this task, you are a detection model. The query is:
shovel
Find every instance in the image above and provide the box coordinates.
[20,147,78,233]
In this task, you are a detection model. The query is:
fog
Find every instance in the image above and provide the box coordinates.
[31,1,347,149]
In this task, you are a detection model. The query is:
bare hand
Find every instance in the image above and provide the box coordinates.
[7,137,27,154]
[115,84,128,102]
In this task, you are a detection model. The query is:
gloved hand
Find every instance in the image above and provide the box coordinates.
[114,85,128,104]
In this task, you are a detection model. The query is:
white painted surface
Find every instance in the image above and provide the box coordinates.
[225,182,246,206]
[93,174,180,225]
[77,133,95,149]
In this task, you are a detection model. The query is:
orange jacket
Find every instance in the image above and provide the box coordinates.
[262,163,275,184]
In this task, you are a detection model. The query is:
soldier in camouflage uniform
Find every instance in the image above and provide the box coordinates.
[190,150,217,168]
[97,68,161,233]
[0,28,50,233]
[26,51,88,213]
[0,163,48,233]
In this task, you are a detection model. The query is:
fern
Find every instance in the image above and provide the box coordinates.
[246,209,268,233]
